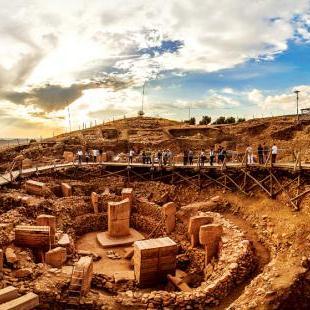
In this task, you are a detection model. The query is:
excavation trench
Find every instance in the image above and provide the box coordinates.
[211,212,270,309]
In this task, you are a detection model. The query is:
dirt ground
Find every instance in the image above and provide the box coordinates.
[76,232,132,276]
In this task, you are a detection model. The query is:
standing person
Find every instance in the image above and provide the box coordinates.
[92,149,99,162]
[218,147,225,164]
[129,149,134,164]
[147,150,152,164]
[188,149,194,165]
[209,147,215,166]
[85,150,90,164]
[157,150,162,165]
[167,149,173,165]
[183,150,188,166]
[246,144,253,164]
[217,145,222,163]
[163,150,168,165]
[77,149,83,164]
[257,144,264,164]
[263,143,269,163]
[271,143,278,164]
[200,150,206,166]
[141,150,146,164]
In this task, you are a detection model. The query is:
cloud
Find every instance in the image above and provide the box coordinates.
[248,85,310,111]
[1,77,133,112]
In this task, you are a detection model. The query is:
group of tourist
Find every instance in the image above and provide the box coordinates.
[183,146,227,166]
[76,148,103,164]
[76,143,279,166]
[246,143,278,164]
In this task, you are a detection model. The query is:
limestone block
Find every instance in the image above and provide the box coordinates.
[188,216,213,247]
[71,256,93,296]
[121,188,134,208]
[0,286,19,304]
[162,202,177,234]
[25,180,48,196]
[45,247,67,268]
[108,199,130,237]
[36,214,56,245]
[14,268,32,278]
[61,183,72,197]
[199,224,223,264]
[91,192,99,214]
[0,292,39,310]
[134,237,177,287]
[63,151,74,162]
[22,158,32,169]
[14,225,51,248]
[5,248,17,264]
[57,233,70,247]
[167,274,192,292]
[114,270,135,283]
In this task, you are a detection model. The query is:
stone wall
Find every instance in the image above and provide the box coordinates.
[116,211,257,308]
[130,198,165,237]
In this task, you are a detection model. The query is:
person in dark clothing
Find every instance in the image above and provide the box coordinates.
[217,145,223,163]
[85,150,90,163]
[157,150,162,165]
[183,150,188,166]
[200,150,206,166]
[258,144,264,164]
[209,147,215,166]
[188,150,194,165]
[142,151,146,164]
[218,146,225,164]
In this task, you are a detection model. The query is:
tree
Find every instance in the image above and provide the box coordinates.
[199,115,211,125]
[237,118,246,123]
[225,116,236,124]
[188,117,196,125]
[212,116,226,124]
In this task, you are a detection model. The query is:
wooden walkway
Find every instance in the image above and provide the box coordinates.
[1,161,309,187]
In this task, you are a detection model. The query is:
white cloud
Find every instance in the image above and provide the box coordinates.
[248,85,310,111]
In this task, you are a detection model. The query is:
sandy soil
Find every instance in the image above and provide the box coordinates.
[76,231,132,276]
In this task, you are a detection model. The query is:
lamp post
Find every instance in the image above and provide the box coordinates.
[294,90,300,123]
[138,82,146,116]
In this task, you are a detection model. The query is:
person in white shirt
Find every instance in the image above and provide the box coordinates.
[246,145,253,164]
[271,144,278,163]
[129,149,134,164]
[77,150,83,164]
[92,149,99,162]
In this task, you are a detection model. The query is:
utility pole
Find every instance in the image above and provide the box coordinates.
[294,90,300,123]
[67,105,72,132]
[138,82,146,116]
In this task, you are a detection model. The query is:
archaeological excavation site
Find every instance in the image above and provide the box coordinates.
[0,116,309,310]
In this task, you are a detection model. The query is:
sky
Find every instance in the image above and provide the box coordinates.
[0,0,310,138]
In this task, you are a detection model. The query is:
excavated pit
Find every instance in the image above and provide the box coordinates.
[0,169,280,310]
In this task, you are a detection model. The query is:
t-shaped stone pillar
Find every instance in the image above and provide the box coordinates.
[108,198,130,237]
[162,202,177,234]
[91,192,99,214]
[121,188,134,209]
[188,215,213,247]
[36,214,56,245]
[199,224,223,265]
